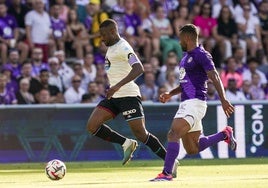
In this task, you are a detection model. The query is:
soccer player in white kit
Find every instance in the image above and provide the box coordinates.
[86,19,175,173]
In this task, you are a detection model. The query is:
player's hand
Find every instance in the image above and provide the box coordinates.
[106,85,120,99]
[221,99,234,118]
[159,92,171,103]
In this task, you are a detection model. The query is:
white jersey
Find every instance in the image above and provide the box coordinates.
[105,38,141,98]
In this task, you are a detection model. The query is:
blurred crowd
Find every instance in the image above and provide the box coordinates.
[0,0,268,105]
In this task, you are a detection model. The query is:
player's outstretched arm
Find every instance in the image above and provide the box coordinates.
[207,69,234,117]
[159,86,181,103]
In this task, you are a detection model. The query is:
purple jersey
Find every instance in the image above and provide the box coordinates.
[0,14,18,39]
[179,46,215,101]
[84,15,93,31]
[0,89,16,104]
[32,63,50,77]
[50,17,66,39]
[124,13,141,36]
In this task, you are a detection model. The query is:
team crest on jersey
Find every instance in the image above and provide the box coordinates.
[187,57,193,63]
[104,57,111,70]
[179,67,186,80]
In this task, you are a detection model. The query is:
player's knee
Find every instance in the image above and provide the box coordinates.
[86,120,99,134]
[133,130,148,142]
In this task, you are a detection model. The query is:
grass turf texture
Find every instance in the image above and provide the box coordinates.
[0,158,267,188]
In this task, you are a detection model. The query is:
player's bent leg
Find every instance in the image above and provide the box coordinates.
[222,126,237,151]
[128,119,166,160]
[87,107,134,164]
[86,107,113,134]
[181,131,201,155]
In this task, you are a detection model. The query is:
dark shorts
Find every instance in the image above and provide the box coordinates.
[97,96,144,121]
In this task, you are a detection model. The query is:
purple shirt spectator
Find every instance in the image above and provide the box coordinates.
[0,89,16,104]
[0,14,18,39]
[124,13,141,36]
[32,63,50,77]
[51,17,66,39]
[179,45,214,101]
[2,63,21,79]
[84,15,93,31]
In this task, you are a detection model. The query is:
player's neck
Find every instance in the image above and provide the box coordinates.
[110,36,120,46]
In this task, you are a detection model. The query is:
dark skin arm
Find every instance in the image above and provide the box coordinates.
[159,86,182,103]
[106,63,144,99]
[207,69,234,118]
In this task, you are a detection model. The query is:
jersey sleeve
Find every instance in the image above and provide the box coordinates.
[198,51,215,72]
[128,52,141,66]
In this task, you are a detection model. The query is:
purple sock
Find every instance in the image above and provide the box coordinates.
[199,132,225,152]
[163,142,180,175]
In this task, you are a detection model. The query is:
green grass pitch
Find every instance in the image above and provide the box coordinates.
[0,158,267,188]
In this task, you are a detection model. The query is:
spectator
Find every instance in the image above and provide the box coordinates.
[139,72,158,101]
[66,8,91,59]
[64,74,85,103]
[31,47,49,77]
[82,81,103,103]
[233,0,258,19]
[151,3,182,63]
[1,64,18,93]
[258,0,268,62]
[212,5,246,65]
[241,80,252,99]
[123,0,152,62]
[55,0,69,23]
[47,56,64,93]
[188,2,201,23]
[220,57,243,89]
[8,0,31,31]
[38,69,64,103]
[157,54,180,86]
[0,3,29,64]
[135,62,154,85]
[243,57,267,89]
[81,93,94,103]
[54,50,74,89]
[17,60,42,97]
[207,80,220,101]
[212,0,234,19]
[88,0,109,50]
[4,49,21,79]
[193,2,217,54]
[233,46,247,72]
[163,70,180,102]
[249,72,266,100]
[225,78,247,101]
[36,88,51,104]
[50,4,67,54]
[25,0,51,62]
[173,6,191,38]
[0,73,17,104]
[82,52,97,83]
[16,77,35,104]
[235,4,263,58]
[73,62,91,91]
[153,84,167,102]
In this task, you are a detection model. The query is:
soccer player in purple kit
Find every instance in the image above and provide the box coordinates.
[150,24,237,181]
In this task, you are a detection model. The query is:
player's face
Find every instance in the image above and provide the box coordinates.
[100,27,112,46]
[179,33,187,51]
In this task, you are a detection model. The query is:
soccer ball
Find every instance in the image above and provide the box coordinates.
[45,159,66,180]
